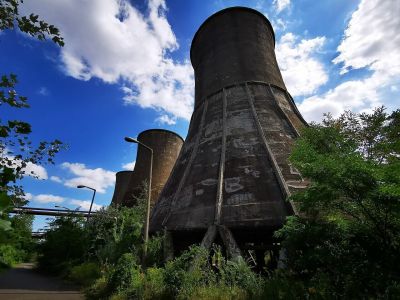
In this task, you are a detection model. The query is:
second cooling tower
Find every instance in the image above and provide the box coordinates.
[122,129,184,207]
[150,7,308,255]
[111,171,133,205]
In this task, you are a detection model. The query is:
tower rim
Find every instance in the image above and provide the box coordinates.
[137,128,185,142]
[190,6,276,66]
[116,170,134,174]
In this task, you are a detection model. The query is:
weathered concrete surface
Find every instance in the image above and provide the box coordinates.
[0,263,83,300]
[191,7,284,107]
[111,170,133,206]
[149,7,308,252]
[122,129,184,207]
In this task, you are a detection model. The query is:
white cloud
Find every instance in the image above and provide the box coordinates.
[22,0,194,121]
[276,33,328,97]
[69,199,103,211]
[31,193,65,204]
[23,162,48,180]
[50,175,62,183]
[0,148,48,180]
[25,192,102,210]
[24,193,33,201]
[155,114,176,125]
[332,0,400,76]
[37,86,49,96]
[273,0,290,13]
[122,161,136,171]
[61,162,115,194]
[298,0,400,122]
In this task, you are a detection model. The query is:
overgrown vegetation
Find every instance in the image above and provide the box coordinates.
[277,107,400,298]
[0,0,65,269]
[0,213,35,269]
[35,107,399,299]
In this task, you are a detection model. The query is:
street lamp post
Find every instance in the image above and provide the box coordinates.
[77,185,96,221]
[125,136,153,265]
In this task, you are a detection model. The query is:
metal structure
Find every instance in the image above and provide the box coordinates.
[12,206,95,217]
[111,171,134,205]
[122,129,184,207]
[124,136,154,264]
[77,184,96,221]
[149,7,308,260]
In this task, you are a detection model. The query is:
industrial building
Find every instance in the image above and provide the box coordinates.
[149,7,308,263]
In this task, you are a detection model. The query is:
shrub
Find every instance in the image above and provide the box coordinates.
[37,215,87,274]
[163,245,214,298]
[85,275,109,300]
[143,267,167,299]
[145,234,164,267]
[260,271,309,299]
[218,258,263,298]
[0,244,22,267]
[109,253,144,297]
[69,262,101,287]
[189,284,247,300]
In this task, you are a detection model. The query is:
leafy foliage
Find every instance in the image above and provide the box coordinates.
[69,262,101,287]
[277,107,400,298]
[37,215,87,275]
[0,0,64,46]
[85,204,145,267]
[0,0,65,265]
[0,213,34,268]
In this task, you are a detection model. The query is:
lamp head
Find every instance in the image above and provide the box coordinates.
[77,185,86,189]
[124,136,138,143]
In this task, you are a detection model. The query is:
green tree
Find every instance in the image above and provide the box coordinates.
[1,0,64,46]
[0,0,64,212]
[0,0,65,264]
[277,107,400,298]
[37,214,87,274]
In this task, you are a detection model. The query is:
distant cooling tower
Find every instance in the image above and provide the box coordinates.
[111,171,133,206]
[150,7,308,258]
[122,129,184,207]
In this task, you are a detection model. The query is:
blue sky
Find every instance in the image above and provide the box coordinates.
[2,0,399,230]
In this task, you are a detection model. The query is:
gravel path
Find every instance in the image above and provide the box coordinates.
[0,263,84,300]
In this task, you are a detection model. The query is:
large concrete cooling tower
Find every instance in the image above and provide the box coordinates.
[111,171,134,206]
[122,129,184,207]
[149,7,308,258]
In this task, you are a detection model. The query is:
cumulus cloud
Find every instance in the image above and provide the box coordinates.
[23,162,48,180]
[29,193,65,204]
[333,0,399,76]
[1,148,48,180]
[37,86,49,96]
[273,0,291,13]
[276,33,328,97]
[155,114,176,125]
[22,0,194,121]
[69,199,103,211]
[25,192,103,210]
[298,0,400,122]
[50,175,62,183]
[61,162,115,194]
[24,193,33,201]
[122,161,136,171]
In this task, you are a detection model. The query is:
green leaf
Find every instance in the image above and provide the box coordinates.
[0,191,12,211]
[0,219,12,231]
